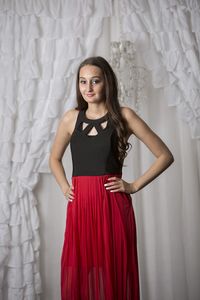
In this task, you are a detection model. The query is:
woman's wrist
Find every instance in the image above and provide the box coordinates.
[61,184,70,196]
[130,182,139,194]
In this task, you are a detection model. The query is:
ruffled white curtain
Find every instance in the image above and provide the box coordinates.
[0,1,112,299]
[119,0,200,139]
[0,1,200,300]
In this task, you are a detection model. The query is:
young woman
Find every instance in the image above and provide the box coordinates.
[49,56,174,300]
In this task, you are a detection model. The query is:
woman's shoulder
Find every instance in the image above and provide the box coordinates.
[119,106,144,137]
[120,106,138,120]
[62,108,80,124]
[60,108,81,136]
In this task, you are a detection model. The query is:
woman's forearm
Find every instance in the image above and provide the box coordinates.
[49,157,70,194]
[132,153,174,192]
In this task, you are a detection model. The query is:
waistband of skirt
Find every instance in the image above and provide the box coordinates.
[72,173,122,179]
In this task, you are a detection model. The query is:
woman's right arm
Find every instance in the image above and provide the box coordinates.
[49,109,78,200]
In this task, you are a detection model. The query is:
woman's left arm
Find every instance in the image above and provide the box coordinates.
[104,107,174,194]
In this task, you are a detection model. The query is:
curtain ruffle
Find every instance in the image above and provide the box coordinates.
[0,0,112,18]
[120,0,200,139]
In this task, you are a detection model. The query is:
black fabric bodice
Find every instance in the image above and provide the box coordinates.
[70,109,122,176]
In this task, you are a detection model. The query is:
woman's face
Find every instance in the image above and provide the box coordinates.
[79,65,105,104]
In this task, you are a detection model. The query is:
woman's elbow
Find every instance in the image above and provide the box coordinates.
[48,154,53,171]
[166,152,175,167]
[49,154,58,171]
[49,154,62,167]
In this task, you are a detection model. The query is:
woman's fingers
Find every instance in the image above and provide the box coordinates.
[65,185,75,201]
[104,178,123,192]
[105,177,120,187]
[105,182,121,189]
[104,177,133,194]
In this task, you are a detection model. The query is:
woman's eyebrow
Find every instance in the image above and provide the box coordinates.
[79,76,102,79]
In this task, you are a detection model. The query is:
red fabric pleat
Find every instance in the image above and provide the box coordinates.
[61,174,140,300]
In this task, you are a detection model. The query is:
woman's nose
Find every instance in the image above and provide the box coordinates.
[86,82,93,91]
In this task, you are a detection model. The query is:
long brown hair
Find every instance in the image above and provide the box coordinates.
[75,56,132,165]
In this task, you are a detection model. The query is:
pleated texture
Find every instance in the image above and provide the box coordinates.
[61,174,139,300]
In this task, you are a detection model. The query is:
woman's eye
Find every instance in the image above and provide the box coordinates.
[92,80,99,84]
[79,79,100,85]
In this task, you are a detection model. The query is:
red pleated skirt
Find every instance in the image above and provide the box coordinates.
[61,173,140,300]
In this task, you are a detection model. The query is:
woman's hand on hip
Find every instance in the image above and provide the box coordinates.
[104,177,138,194]
[63,185,74,202]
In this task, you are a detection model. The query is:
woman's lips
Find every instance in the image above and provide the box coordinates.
[86,93,95,97]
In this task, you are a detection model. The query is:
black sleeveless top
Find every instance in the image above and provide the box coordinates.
[70,109,122,176]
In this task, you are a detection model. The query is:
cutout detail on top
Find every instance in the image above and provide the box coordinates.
[81,120,108,136]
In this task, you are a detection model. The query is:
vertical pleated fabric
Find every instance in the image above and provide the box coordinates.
[61,173,140,300]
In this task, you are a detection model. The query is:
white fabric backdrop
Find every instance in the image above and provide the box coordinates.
[0,1,200,299]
